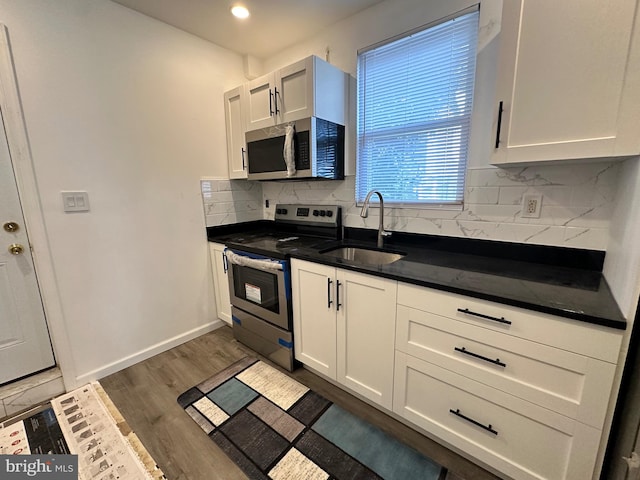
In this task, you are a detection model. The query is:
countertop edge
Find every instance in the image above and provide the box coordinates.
[207,228,627,331]
[287,252,626,330]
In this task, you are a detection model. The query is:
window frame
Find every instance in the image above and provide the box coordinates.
[355,5,481,209]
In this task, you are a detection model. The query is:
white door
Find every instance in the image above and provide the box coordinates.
[0,107,55,384]
[336,269,396,409]
[291,259,336,379]
[277,57,314,124]
[491,0,638,164]
[223,86,248,179]
[209,243,231,324]
[245,73,276,131]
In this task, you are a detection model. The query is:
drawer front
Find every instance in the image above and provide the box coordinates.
[396,306,616,428]
[394,352,601,480]
[397,283,622,362]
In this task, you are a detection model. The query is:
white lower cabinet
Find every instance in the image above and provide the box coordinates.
[291,259,397,409]
[395,304,616,428]
[209,242,231,325]
[291,260,336,378]
[394,352,601,480]
[395,283,622,480]
[290,261,622,480]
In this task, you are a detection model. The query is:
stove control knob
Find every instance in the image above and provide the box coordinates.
[313,210,319,216]
[326,210,333,218]
[319,210,326,217]
[280,208,288,215]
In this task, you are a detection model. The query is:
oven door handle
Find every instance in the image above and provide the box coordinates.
[225,250,284,271]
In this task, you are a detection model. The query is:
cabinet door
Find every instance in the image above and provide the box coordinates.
[492,0,639,164]
[291,259,337,379]
[245,73,276,131]
[223,86,247,179]
[209,243,231,324]
[395,305,617,429]
[276,57,314,124]
[394,352,602,480]
[337,269,397,409]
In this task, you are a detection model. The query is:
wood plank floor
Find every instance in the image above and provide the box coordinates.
[101,326,501,480]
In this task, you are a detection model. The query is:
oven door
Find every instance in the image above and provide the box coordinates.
[226,249,290,330]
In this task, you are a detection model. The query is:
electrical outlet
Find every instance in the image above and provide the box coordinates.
[521,194,542,218]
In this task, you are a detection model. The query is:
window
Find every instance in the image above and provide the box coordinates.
[356,7,479,206]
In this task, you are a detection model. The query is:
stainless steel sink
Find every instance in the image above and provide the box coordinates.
[320,246,406,265]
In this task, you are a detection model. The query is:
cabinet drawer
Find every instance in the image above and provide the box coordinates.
[396,305,615,428]
[397,283,622,362]
[394,352,601,480]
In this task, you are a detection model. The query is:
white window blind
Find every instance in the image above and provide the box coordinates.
[356,7,479,206]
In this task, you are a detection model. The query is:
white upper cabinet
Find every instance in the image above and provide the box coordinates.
[491,0,640,165]
[277,58,315,124]
[245,73,276,131]
[223,86,248,179]
[244,56,347,132]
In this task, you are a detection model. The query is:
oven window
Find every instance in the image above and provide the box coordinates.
[231,265,280,314]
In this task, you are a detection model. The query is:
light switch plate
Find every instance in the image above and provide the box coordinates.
[62,191,90,212]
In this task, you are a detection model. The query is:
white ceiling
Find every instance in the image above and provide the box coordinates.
[111,0,385,59]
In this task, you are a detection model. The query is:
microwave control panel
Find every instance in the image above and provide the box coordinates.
[296,131,310,170]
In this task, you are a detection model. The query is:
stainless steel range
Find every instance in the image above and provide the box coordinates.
[225,204,342,371]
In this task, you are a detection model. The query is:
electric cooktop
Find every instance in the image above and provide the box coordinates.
[223,204,342,259]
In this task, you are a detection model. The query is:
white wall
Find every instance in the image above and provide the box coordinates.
[0,0,246,387]
[600,157,640,478]
[254,0,621,251]
[262,0,501,171]
[605,158,640,321]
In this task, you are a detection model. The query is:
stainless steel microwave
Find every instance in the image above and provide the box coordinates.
[245,117,345,181]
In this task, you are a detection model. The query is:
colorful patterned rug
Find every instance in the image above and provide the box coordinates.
[178,357,458,480]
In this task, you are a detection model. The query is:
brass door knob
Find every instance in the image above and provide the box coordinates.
[8,243,24,255]
[3,222,20,233]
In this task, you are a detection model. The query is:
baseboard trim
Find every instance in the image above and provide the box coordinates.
[75,320,225,385]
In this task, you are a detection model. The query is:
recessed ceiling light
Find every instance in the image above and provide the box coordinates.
[231,5,250,19]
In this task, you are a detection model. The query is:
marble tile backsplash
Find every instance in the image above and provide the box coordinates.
[260,162,621,250]
[201,178,263,227]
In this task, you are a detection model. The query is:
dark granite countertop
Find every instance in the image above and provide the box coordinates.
[208,223,626,330]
